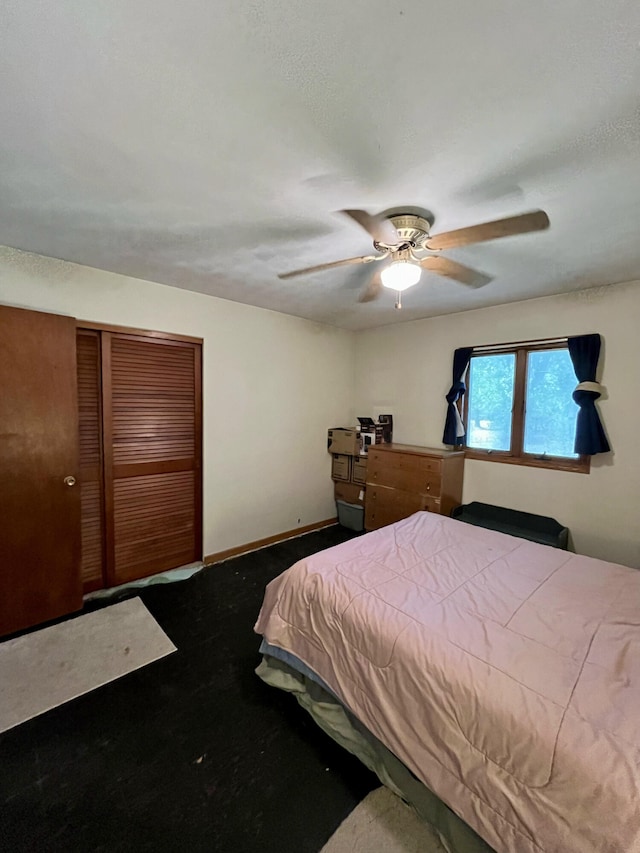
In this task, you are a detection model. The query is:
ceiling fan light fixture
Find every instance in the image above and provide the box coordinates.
[381,260,422,291]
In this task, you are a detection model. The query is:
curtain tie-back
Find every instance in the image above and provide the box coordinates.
[574,381,603,395]
[445,379,466,403]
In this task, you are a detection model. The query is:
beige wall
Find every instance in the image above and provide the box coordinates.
[0,247,354,557]
[2,243,638,569]
[353,281,640,568]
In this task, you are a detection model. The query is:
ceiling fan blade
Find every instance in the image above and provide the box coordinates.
[358,270,384,303]
[420,256,491,288]
[425,210,550,250]
[339,209,399,245]
[278,254,381,280]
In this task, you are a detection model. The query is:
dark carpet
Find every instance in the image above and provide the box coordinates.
[0,526,377,853]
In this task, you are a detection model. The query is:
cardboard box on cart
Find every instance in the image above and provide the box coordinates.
[331,454,352,482]
[327,428,361,456]
[351,456,367,485]
[334,481,365,507]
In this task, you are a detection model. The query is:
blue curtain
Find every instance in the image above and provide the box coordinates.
[442,347,473,446]
[568,334,610,455]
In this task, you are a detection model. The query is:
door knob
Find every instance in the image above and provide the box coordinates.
[64,475,76,487]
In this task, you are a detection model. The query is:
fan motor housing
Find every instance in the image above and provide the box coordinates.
[388,214,433,245]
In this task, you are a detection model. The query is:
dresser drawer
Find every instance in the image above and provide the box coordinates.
[366,463,442,496]
[367,448,443,475]
[365,485,442,530]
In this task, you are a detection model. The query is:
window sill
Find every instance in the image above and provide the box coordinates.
[463,449,590,474]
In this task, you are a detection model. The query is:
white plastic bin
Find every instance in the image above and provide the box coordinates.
[336,499,365,532]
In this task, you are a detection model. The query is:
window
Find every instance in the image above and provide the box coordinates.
[462,340,589,473]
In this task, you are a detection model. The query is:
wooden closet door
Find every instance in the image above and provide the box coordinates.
[103,333,202,586]
[76,330,105,593]
[0,305,82,637]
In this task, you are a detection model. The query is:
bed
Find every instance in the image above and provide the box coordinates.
[254,511,640,853]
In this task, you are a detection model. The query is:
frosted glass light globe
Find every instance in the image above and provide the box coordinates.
[380,261,422,291]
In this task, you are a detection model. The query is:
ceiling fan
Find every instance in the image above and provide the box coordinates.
[278,208,550,308]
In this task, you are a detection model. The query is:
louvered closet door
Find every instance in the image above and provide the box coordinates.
[76,330,105,592]
[103,333,202,586]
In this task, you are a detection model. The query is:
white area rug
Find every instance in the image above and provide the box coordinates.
[321,788,447,853]
[0,597,176,733]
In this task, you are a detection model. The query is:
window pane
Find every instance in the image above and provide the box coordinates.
[467,354,515,451]
[524,349,579,458]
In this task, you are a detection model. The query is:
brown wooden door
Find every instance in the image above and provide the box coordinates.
[0,305,82,637]
[76,330,105,593]
[102,332,202,586]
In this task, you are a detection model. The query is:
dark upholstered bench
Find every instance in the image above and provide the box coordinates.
[451,501,569,549]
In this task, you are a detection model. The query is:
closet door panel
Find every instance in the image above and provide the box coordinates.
[76,330,105,592]
[80,482,104,588]
[111,338,195,467]
[105,334,201,585]
[113,470,196,583]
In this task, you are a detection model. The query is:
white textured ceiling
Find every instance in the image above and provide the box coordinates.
[2,1,640,330]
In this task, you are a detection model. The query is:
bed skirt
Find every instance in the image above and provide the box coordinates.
[256,650,495,853]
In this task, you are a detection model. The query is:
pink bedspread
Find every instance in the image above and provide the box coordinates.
[255,512,640,853]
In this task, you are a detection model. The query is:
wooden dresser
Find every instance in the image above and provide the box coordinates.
[365,444,465,531]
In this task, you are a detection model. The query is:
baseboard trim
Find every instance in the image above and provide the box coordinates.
[204,518,338,566]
